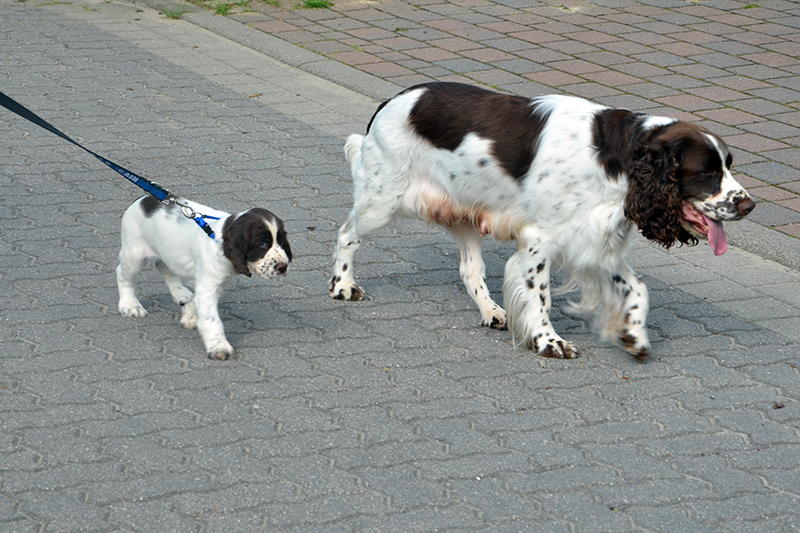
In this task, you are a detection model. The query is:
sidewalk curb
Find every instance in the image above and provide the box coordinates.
[131,0,403,102]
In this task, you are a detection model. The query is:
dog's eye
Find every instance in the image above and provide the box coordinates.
[259,241,271,248]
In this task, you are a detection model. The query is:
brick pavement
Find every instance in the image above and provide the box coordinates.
[1,0,799,531]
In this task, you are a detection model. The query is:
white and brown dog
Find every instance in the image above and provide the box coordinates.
[330,82,755,361]
[117,195,291,360]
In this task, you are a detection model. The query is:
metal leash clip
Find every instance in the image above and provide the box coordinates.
[165,195,219,240]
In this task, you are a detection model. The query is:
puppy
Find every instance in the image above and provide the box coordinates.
[117,195,291,359]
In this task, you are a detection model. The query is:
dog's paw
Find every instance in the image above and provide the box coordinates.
[119,302,147,318]
[180,302,198,330]
[619,329,650,362]
[330,277,364,301]
[528,334,579,359]
[481,309,507,330]
[207,342,233,360]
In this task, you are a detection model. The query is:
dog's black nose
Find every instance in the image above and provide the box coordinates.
[275,262,288,274]
[738,197,755,216]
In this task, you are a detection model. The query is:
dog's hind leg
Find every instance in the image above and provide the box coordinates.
[117,251,148,318]
[450,224,506,329]
[331,134,402,301]
[330,198,399,301]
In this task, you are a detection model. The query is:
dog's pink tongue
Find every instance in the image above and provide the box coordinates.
[703,213,727,256]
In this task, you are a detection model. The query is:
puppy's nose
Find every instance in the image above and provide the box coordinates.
[275,262,288,274]
[737,197,755,216]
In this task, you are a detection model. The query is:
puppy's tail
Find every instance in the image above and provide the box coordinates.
[344,134,363,164]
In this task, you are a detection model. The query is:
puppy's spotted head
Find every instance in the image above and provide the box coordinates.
[222,208,291,278]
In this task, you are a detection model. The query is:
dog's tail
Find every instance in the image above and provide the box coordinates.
[344,134,363,164]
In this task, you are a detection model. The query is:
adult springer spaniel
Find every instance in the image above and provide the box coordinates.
[330,82,755,361]
[117,196,291,360]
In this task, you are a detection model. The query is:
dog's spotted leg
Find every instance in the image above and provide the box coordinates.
[330,190,402,301]
[450,224,506,329]
[612,267,650,361]
[503,230,578,359]
[330,217,366,301]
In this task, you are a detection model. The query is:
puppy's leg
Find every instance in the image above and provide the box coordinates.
[179,301,198,330]
[450,224,506,329]
[155,259,198,329]
[503,230,578,359]
[611,266,650,361]
[192,283,232,360]
[117,252,148,318]
[156,260,194,306]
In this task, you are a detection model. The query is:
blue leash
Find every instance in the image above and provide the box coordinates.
[0,90,219,240]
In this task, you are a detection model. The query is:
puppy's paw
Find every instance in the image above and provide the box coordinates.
[180,302,198,330]
[208,342,233,360]
[330,277,364,301]
[119,301,147,318]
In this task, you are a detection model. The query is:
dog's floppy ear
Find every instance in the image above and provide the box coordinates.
[625,130,696,249]
[277,226,292,262]
[222,216,253,277]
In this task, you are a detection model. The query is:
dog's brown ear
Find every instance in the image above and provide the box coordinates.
[625,140,693,249]
[222,217,253,277]
[625,126,700,249]
[225,247,252,277]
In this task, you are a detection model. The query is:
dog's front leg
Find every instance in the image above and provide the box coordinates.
[612,266,650,361]
[192,283,233,360]
[503,230,578,359]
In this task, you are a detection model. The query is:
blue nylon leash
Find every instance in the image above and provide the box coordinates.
[0,90,219,240]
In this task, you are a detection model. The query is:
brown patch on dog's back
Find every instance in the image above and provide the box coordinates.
[407,82,550,181]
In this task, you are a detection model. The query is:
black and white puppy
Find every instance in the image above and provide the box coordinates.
[117,195,291,360]
[331,82,754,361]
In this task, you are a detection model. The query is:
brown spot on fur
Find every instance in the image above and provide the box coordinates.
[408,82,551,181]
[619,331,637,348]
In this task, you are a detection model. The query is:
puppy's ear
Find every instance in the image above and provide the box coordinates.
[625,133,696,249]
[222,216,253,277]
[278,226,292,262]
